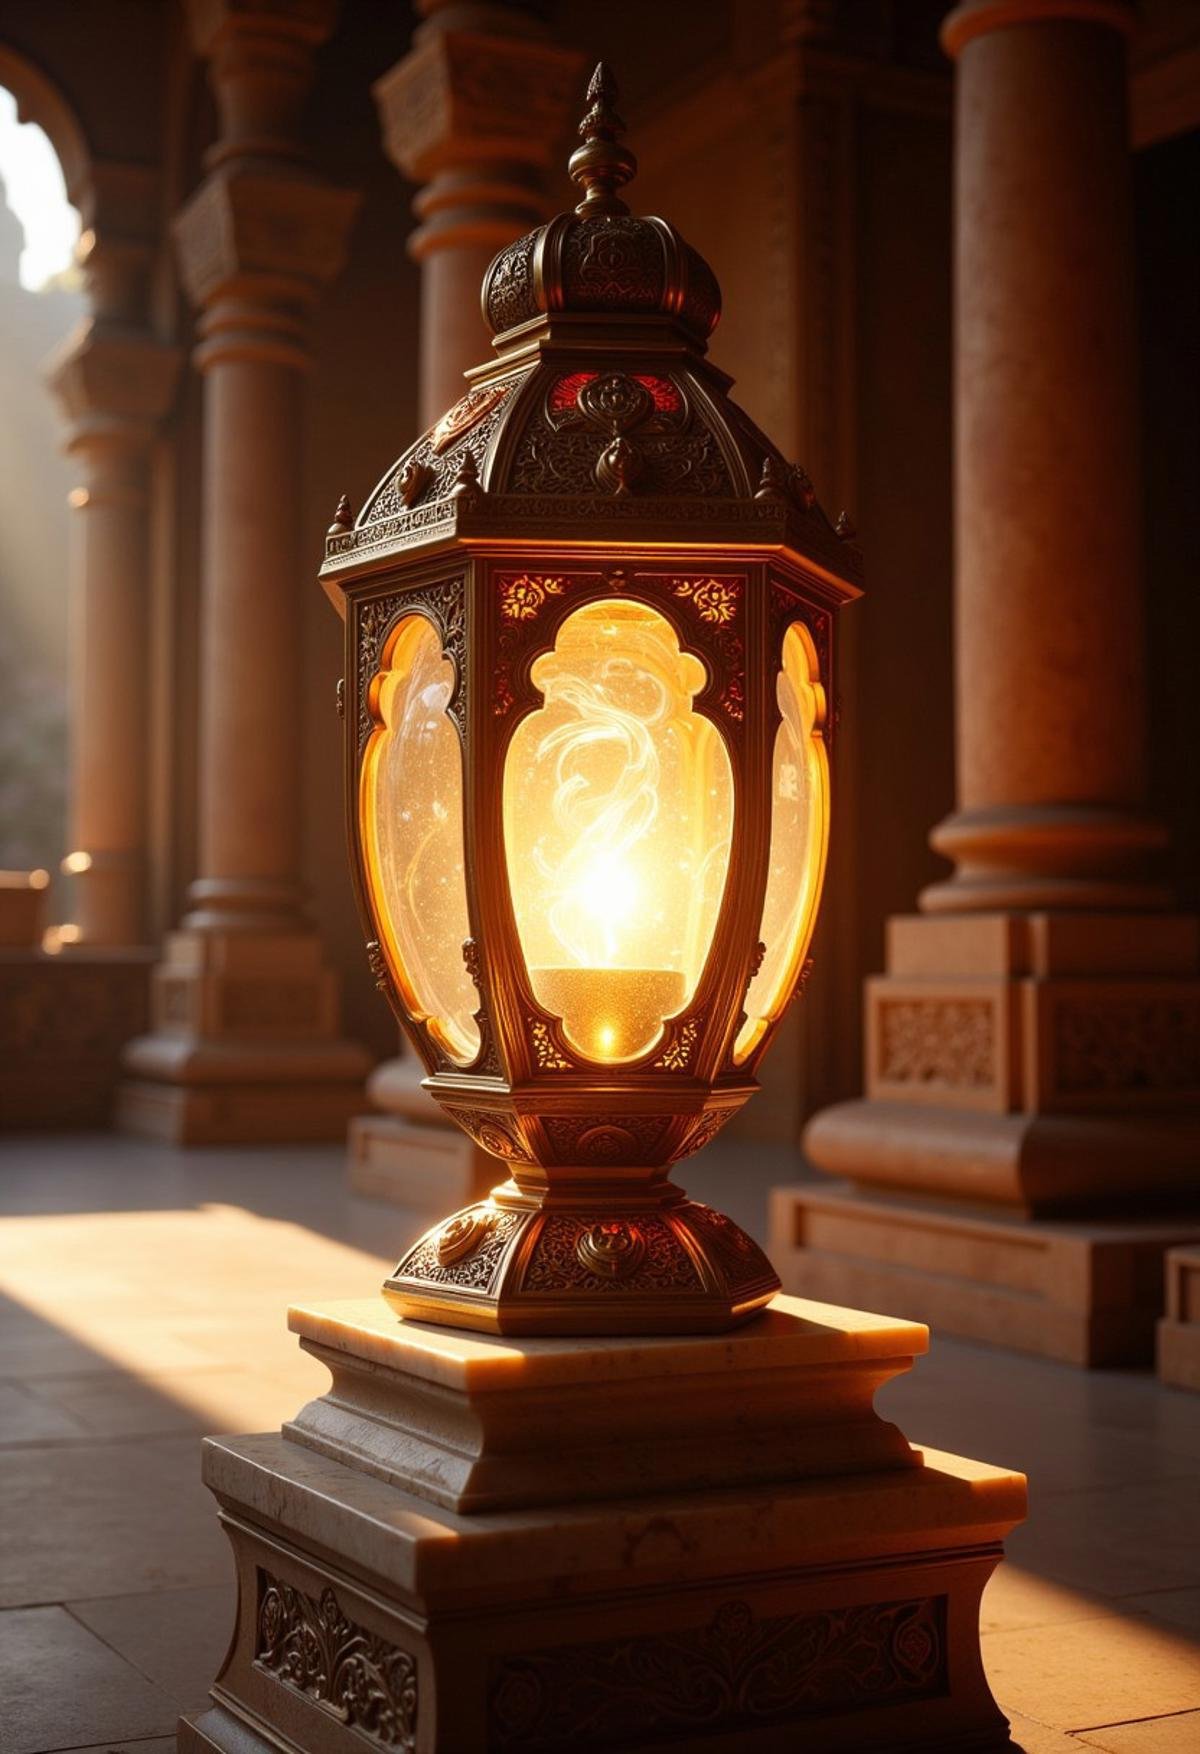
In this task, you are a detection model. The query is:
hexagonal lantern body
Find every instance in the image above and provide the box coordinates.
[321,67,861,1335]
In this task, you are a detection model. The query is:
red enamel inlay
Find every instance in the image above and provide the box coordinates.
[633,375,682,414]
[549,371,598,412]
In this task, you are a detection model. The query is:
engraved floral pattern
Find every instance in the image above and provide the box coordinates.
[394,1207,523,1293]
[256,1571,417,1750]
[500,573,566,621]
[489,1595,945,1751]
[671,576,740,625]
[520,1214,702,1295]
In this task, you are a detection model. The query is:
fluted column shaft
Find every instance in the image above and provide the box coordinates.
[925,0,1164,913]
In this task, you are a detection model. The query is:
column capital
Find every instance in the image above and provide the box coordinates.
[44,319,182,445]
[173,168,360,325]
[942,0,1136,58]
[374,27,582,186]
[185,0,341,169]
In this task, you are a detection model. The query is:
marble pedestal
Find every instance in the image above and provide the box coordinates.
[772,1182,1200,1368]
[1158,1247,1200,1389]
[348,1055,494,1211]
[179,1294,1025,1753]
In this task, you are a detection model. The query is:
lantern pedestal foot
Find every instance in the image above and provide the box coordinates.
[348,1054,496,1210]
[771,1181,1200,1368]
[119,927,372,1144]
[179,1293,1025,1753]
[380,1189,783,1335]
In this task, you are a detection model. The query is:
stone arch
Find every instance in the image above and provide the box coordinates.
[0,43,91,210]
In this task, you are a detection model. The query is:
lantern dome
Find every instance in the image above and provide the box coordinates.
[323,65,860,593]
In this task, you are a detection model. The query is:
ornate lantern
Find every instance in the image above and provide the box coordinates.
[322,66,861,1335]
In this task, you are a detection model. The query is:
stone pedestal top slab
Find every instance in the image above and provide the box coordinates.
[287,1291,928,1390]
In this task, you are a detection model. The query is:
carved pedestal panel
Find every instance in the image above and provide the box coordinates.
[177,1293,1024,1754]
[119,930,371,1144]
[781,912,1200,1365]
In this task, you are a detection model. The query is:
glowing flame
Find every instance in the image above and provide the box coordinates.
[533,642,670,968]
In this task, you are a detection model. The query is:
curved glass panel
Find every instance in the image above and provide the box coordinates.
[359,613,480,1064]
[734,622,829,1064]
[504,599,733,1064]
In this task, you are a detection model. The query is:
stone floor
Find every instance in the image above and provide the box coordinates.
[0,1133,1197,1754]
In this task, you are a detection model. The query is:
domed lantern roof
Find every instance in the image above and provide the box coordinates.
[321,64,861,589]
[322,64,862,1338]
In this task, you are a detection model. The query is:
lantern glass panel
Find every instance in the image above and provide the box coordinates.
[734,622,829,1062]
[503,599,733,1063]
[360,613,480,1064]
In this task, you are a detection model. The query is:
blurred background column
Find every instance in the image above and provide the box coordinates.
[774,0,1200,1367]
[120,0,371,1143]
[47,168,180,947]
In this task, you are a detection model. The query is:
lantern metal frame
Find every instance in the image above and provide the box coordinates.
[321,66,861,1335]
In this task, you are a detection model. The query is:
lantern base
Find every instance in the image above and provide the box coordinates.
[382,1183,782,1335]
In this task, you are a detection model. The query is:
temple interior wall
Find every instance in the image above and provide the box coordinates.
[0,0,1196,1134]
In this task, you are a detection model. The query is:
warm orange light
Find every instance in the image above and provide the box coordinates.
[735,622,829,1062]
[360,614,480,1065]
[503,600,733,1062]
[61,849,92,874]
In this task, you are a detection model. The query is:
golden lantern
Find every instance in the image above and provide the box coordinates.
[322,65,861,1335]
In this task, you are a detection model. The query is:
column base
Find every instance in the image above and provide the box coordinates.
[121,927,371,1144]
[1158,1247,1200,1389]
[771,1182,1200,1367]
[348,1053,494,1210]
[118,1068,368,1145]
[178,1293,1025,1753]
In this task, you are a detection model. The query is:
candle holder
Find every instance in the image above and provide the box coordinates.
[322,65,861,1334]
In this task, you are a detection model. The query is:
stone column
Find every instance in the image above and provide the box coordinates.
[348,2,580,1205]
[772,0,1200,1367]
[121,0,371,1143]
[374,0,582,425]
[46,169,180,946]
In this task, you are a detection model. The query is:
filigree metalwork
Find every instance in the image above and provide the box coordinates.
[489,1595,945,1750]
[671,575,740,624]
[357,577,468,752]
[670,1107,736,1162]
[255,1571,417,1750]
[540,1113,672,1165]
[653,1016,699,1071]
[499,573,566,621]
[529,1018,573,1071]
[431,382,510,455]
[395,1207,524,1293]
[522,1214,702,1294]
[365,940,390,996]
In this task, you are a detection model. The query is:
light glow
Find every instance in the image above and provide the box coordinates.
[505,600,733,1063]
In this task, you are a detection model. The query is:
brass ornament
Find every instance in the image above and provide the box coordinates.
[436,1210,494,1267]
[575,1219,646,1280]
[323,64,862,1336]
[430,382,509,454]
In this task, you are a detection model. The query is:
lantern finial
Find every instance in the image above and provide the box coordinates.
[569,63,637,217]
